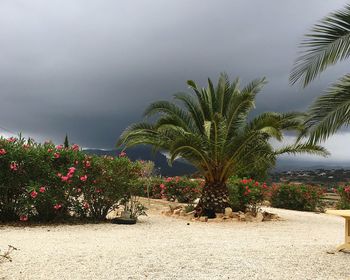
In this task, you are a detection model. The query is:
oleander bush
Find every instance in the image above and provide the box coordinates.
[335,186,350,209]
[227,176,269,215]
[0,136,142,222]
[139,176,203,203]
[269,184,324,211]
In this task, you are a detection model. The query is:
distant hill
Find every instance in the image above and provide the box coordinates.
[83,145,196,176]
[274,158,350,172]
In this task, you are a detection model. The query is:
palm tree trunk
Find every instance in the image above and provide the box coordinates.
[196,181,229,218]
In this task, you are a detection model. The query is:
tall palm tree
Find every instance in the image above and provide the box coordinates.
[290,4,350,143]
[118,74,327,215]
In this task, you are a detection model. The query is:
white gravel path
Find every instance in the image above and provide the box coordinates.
[0,207,349,280]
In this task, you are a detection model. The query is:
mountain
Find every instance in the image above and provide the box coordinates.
[273,158,350,172]
[83,145,197,176]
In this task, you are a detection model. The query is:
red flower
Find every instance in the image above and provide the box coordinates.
[80,175,87,182]
[54,153,60,159]
[19,215,28,221]
[83,202,89,209]
[61,176,69,182]
[0,149,7,155]
[160,183,166,190]
[119,151,127,157]
[84,161,91,168]
[30,191,38,198]
[7,137,16,143]
[10,162,18,171]
[39,186,46,193]
[56,145,63,150]
[53,204,62,210]
[70,144,79,151]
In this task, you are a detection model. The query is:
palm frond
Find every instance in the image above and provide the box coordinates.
[304,74,350,143]
[290,4,350,86]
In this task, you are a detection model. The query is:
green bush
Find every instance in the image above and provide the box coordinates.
[227,176,269,215]
[0,137,142,222]
[269,184,324,211]
[335,186,350,209]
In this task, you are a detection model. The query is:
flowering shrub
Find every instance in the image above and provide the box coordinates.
[139,176,203,203]
[269,184,324,211]
[0,137,142,222]
[335,186,350,209]
[227,177,269,215]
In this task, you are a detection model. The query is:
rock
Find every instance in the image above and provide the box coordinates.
[179,210,186,216]
[216,213,224,218]
[238,214,246,221]
[255,212,264,222]
[262,211,279,221]
[185,210,195,216]
[224,207,233,217]
[199,216,208,222]
[231,212,240,218]
[245,212,254,222]
[173,208,182,215]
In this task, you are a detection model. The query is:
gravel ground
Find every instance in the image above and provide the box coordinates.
[0,207,349,280]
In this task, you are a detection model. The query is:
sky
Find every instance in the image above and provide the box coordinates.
[0,0,349,163]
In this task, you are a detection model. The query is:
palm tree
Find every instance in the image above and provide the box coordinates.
[290,4,350,143]
[118,74,327,215]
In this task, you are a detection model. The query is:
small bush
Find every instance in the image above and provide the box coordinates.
[227,177,269,215]
[0,136,143,222]
[160,177,203,203]
[269,184,324,211]
[335,186,350,209]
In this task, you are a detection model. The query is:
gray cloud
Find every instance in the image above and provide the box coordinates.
[0,0,349,161]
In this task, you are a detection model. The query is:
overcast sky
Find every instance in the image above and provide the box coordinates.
[0,0,349,162]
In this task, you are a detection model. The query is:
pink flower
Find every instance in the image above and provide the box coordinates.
[0,149,6,155]
[71,144,79,151]
[47,148,53,153]
[83,202,89,209]
[74,160,79,165]
[345,186,350,193]
[54,153,60,159]
[80,175,87,182]
[30,191,38,199]
[160,183,166,190]
[84,161,91,168]
[77,188,82,193]
[23,144,30,149]
[19,215,28,221]
[7,137,16,143]
[61,176,69,182]
[39,186,46,193]
[53,204,62,210]
[57,173,62,177]
[56,145,63,150]
[68,167,76,174]
[95,189,102,193]
[119,151,126,157]
[10,162,18,171]
[166,177,173,182]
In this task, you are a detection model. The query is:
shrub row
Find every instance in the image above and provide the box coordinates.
[139,176,203,203]
[0,137,142,222]
[227,177,325,213]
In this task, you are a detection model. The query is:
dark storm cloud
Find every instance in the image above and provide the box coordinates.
[0,0,348,154]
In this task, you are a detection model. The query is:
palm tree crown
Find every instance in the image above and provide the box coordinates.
[291,4,350,143]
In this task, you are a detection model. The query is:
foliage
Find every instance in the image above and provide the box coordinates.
[290,4,350,143]
[0,136,142,222]
[269,184,324,211]
[227,176,269,215]
[118,73,327,213]
[335,186,350,209]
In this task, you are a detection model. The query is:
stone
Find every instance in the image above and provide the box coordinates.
[231,212,240,218]
[173,208,182,215]
[255,212,264,222]
[199,216,208,222]
[224,207,233,217]
[179,210,186,216]
[215,213,224,218]
[238,214,246,221]
[245,212,254,222]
